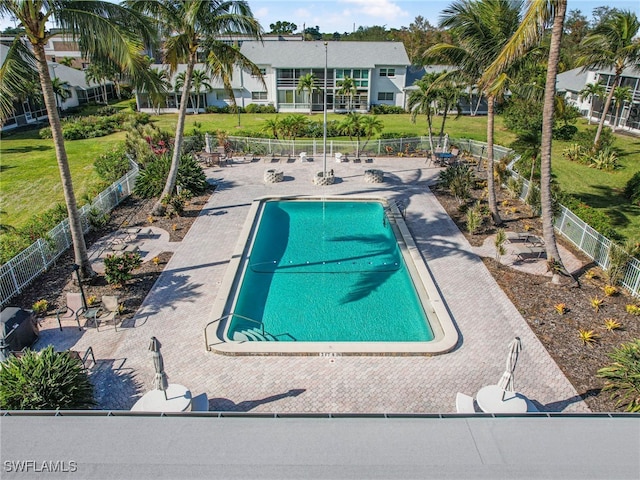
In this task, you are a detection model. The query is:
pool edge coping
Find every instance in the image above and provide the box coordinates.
[207,195,459,356]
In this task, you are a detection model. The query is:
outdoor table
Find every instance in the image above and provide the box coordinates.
[81,307,101,329]
[131,384,192,412]
[476,385,528,414]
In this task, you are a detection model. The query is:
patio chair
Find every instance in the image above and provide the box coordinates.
[96,295,120,331]
[55,292,84,331]
[190,393,209,411]
[455,392,476,413]
[511,244,546,262]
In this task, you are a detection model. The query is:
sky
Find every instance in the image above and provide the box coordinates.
[1,0,639,34]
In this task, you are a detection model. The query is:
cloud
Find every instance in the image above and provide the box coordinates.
[339,0,409,22]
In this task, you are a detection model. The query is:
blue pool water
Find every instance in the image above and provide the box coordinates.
[229,200,434,342]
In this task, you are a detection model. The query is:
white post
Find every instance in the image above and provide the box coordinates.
[323,42,328,179]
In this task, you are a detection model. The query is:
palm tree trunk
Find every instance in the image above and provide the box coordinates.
[486,94,501,225]
[102,82,108,104]
[33,44,94,278]
[594,73,620,148]
[612,103,621,132]
[540,0,570,283]
[152,52,196,216]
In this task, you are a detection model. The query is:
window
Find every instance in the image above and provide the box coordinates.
[251,91,268,101]
[252,68,266,77]
[380,68,395,77]
[377,92,394,101]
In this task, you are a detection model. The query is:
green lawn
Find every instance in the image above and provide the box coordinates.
[0,129,126,229]
[1,112,637,239]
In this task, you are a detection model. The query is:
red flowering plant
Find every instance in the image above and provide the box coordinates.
[103,252,142,287]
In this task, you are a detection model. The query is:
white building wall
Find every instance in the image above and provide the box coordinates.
[370,66,406,108]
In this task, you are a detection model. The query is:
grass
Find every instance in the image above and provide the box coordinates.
[0,110,637,239]
[0,128,126,229]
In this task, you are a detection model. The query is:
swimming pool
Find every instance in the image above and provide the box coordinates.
[209,196,458,355]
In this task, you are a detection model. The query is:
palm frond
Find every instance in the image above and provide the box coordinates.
[0,37,38,123]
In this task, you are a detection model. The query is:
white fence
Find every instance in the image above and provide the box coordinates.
[0,165,139,308]
[227,135,514,160]
[512,173,640,297]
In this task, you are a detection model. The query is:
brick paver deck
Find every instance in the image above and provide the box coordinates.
[36,157,589,413]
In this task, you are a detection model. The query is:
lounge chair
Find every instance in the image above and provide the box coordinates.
[55,292,84,331]
[456,392,476,413]
[511,244,546,261]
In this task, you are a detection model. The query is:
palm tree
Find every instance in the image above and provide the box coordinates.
[338,112,364,157]
[174,72,193,110]
[126,0,264,217]
[296,72,318,115]
[59,56,74,68]
[279,114,307,156]
[0,1,157,279]
[429,0,525,225]
[611,86,633,132]
[336,76,357,112]
[261,116,281,138]
[483,0,570,282]
[84,62,110,104]
[360,115,384,154]
[579,82,605,125]
[436,79,464,141]
[407,73,440,154]
[51,76,72,112]
[191,69,212,114]
[148,67,172,114]
[577,11,640,147]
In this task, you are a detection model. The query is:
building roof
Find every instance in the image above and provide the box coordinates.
[48,62,107,90]
[556,67,591,93]
[239,41,410,69]
[1,414,637,479]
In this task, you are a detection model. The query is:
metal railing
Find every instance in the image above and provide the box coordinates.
[510,172,640,297]
[0,163,139,308]
[204,313,265,350]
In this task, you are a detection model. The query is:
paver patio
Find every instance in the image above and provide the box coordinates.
[36,156,589,413]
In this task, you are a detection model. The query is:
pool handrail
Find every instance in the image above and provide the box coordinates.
[204,313,266,350]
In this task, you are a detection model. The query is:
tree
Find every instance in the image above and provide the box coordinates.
[261,116,281,138]
[127,0,264,217]
[407,72,440,154]
[0,0,157,279]
[279,114,307,156]
[0,347,94,410]
[336,76,357,112]
[148,67,172,114]
[483,0,571,282]
[51,76,71,112]
[577,11,640,147]
[296,73,318,115]
[394,16,452,64]
[436,78,464,140]
[303,25,322,41]
[191,69,212,114]
[579,82,605,124]
[59,56,75,68]
[84,62,110,104]
[360,115,384,153]
[611,86,632,132]
[429,0,526,226]
[269,21,297,34]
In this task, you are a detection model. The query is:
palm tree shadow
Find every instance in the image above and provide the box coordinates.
[209,388,306,412]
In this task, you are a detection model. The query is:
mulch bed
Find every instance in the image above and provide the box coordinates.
[9,187,214,324]
[433,171,639,412]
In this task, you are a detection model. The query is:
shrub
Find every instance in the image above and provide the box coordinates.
[161,194,186,217]
[182,133,205,155]
[603,285,618,297]
[32,299,49,315]
[39,126,52,139]
[439,164,473,200]
[574,126,614,150]
[466,201,484,234]
[554,303,568,315]
[494,228,506,260]
[559,195,620,240]
[134,154,206,199]
[505,177,523,199]
[94,144,131,183]
[597,340,640,412]
[589,295,604,313]
[96,105,118,116]
[578,329,599,345]
[0,346,95,410]
[588,148,618,171]
[87,206,110,229]
[626,304,640,315]
[605,240,638,286]
[552,124,578,140]
[603,318,622,331]
[176,154,207,196]
[104,251,142,286]
[624,172,640,206]
[370,104,405,114]
[18,203,67,243]
[0,234,30,265]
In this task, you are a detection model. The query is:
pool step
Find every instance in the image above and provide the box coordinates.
[234,327,278,342]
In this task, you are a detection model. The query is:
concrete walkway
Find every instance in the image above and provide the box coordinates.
[36,157,590,413]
